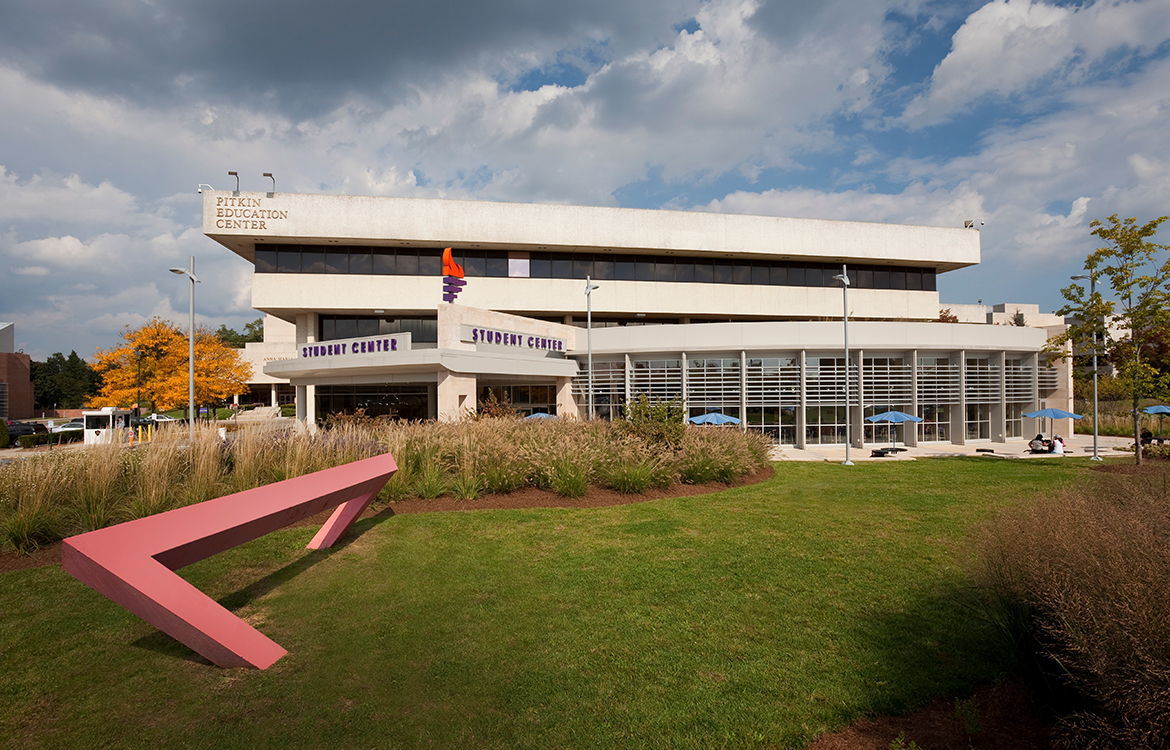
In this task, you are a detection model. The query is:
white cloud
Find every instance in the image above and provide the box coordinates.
[13,266,50,276]
[902,0,1170,128]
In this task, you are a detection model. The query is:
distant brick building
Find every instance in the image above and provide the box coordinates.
[0,323,34,420]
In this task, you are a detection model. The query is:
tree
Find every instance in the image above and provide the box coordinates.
[938,308,959,323]
[216,318,264,348]
[31,351,102,409]
[1010,310,1026,326]
[90,318,253,414]
[1054,214,1170,465]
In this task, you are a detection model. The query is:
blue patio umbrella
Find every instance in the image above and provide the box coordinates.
[523,412,557,420]
[1143,405,1170,440]
[1022,408,1083,420]
[688,412,741,425]
[864,410,923,449]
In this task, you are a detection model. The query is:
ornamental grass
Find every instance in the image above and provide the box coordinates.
[0,416,768,553]
[968,470,1170,749]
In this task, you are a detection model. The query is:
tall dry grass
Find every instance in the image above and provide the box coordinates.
[0,417,770,553]
[969,471,1170,748]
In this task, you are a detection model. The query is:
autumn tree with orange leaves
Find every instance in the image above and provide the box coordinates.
[90,318,252,414]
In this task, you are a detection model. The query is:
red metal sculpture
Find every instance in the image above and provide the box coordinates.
[62,452,397,669]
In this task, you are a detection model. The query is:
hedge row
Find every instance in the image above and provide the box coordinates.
[16,431,85,449]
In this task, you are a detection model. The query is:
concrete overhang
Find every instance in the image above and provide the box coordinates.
[265,347,579,384]
[204,191,980,273]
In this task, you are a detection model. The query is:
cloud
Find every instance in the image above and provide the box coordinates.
[902,0,1170,128]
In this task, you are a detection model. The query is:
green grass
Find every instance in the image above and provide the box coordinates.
[0,457,1094,749]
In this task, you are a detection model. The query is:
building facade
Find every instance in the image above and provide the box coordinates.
[204,191,1073,446]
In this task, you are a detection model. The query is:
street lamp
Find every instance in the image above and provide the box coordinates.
[1071,274,1103,461]
[170,256,200,443]
[585,276,600,420]
[833,265,854,466]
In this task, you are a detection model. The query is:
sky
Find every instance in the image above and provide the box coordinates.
[1,0,1169,360]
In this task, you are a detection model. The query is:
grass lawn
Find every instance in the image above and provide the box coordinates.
[0,457,1092,749]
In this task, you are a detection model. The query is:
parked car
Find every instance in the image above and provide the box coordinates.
[5,421,47,437]
[149,414,177,422]
[51,419,84,433]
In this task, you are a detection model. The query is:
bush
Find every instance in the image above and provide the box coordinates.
[16,431,85,448]
[617,395,686,448]
[969,474,1170,748]
[0,420,8,449]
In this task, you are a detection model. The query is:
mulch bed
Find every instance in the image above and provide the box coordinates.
[1,462,1058,748]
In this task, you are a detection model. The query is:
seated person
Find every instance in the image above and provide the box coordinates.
[1051,435,1065,454]
[1028,434,1046,453]
[1141,429,1153,445]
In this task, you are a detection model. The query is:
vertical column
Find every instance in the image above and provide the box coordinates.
[906,350,919,447]
[854,349,865,447]
[270,384,278,408]
[992,351,1007,443]
[305,385,317,433]
[954,350,967,445]
[624,353,632,412]
[740,350,748,432]
[295,385,307,424]
[555,377,578,418]
[681,352,689,417]
[1025,351,1041,438]
[797,350,807,449]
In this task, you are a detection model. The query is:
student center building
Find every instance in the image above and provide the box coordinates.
[204,191,1072,448]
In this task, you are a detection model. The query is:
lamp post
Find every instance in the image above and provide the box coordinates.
[135,349,144,418]
[1071,274,1102,461]
[833,265,854,466]
[169,256,200,443]
[585,276,600,420]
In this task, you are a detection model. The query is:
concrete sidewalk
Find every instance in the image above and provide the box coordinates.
[768,433,1135,462]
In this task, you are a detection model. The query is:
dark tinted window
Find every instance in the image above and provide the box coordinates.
[616,258,636,280]
[418,249,441,275]
[694,260,713,283]
[277,250,301,273]
[302,251,325,274]
[675,261,694,282]
[336,318,358,339]
[787,265,805,286]
[732,262,751,284]
[856,268,873,288]
[397,250,418,275]
[890,270,906,290]
[373,251,395,274]
[551,253,573,278]
[320,317,335,340]
[751,264,769,285]
[461,251,485,277]
[874,269,889,288]
[573,255,593,279]
[713,260,734,284]
[923,271,937,291]
[325,251,348,274]
[357,318,378,337]
[636,256,655,281]
[905,270,921,291]
[654,259,674,281]
[349,250,372,274]
[254,249,277,273]
[593,257,614,280]
[485,251,508,277]
[530,256,551,277]
[770,264,786,285]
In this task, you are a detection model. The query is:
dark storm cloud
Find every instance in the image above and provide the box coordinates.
[0,0,700,118]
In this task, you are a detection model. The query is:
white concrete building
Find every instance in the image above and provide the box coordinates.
[203,190,1073,447]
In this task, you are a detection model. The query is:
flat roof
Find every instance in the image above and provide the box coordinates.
[204,191,980,272]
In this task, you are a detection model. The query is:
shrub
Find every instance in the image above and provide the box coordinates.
[547,456,590,498]
[969,474,1170,748]
[0,420,8,449]
[617,395,686,448]
[17,431,85,448]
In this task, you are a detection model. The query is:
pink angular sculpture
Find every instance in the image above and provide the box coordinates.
[62,452,397,669]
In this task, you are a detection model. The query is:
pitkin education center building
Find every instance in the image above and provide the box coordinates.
[204,190,1074,448]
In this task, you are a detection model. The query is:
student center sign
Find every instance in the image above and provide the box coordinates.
[205,190,1073,448]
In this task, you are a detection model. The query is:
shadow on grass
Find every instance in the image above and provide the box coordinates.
[129,512,397,665]
[839,579,1011,718]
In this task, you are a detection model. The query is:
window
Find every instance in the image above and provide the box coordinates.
[325,251,348,274]
[349,249,373,274]
[302,250,325,274]
[508,251,530,278]
[255,248,277,273]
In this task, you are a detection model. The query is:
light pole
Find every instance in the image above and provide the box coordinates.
[585,276,600,420]
[1072,274,1102,461]
[170,256,200,443]
[833,265,854,466]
